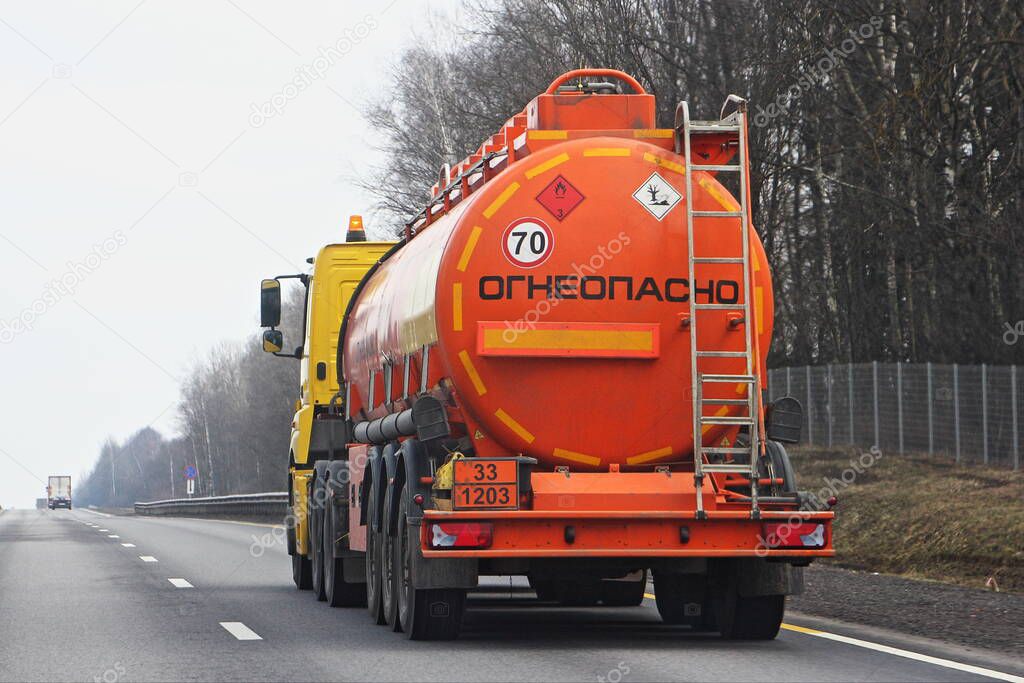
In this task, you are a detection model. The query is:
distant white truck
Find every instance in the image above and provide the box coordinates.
[47,476,71,510]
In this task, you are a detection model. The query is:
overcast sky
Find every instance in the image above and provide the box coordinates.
[0,0,462,508]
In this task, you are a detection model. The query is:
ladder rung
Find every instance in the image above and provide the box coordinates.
[690,164,741,172]
[692,257,745,264]
[696,351,748,358]
[688,123,741,132]
[701,463,751,473]
[700,416,755,426]
[702,447,754,455]
[692,210,744,217]
[701,374,756,383]
[694,303,746,310]
[701,398,749,406]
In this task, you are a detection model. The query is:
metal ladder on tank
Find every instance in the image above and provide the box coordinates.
[677,96,765,520]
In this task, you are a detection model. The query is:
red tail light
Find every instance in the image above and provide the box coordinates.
[762,522,827,548]
[429,523,493,549]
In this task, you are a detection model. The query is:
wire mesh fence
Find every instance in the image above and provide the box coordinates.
[767,363,1021,470]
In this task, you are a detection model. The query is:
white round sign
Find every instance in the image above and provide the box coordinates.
[501,218,554,268]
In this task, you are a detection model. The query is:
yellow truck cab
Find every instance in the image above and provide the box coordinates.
[259,216,394,590]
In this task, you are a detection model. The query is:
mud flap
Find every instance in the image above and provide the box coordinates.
[407,518,478,589]
[734,559,804,597]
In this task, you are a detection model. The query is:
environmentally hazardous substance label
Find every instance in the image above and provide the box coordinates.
[633,172,681,220]
[535,174,584,221]
[501,217,554,268]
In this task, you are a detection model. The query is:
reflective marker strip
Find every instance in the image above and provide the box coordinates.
[168,578,193,588]
[456,226,482,272]
[494,408,534,444]
[780,624,1024,683]
[525,152,569,179]
[583,148,630,157]
[552,448,601,467]
[627,446,673,465]
[458,350,487,395]
[642,152,686,175]
[483,182,520,218]
[452,283,463,332]
[220,622,262,641]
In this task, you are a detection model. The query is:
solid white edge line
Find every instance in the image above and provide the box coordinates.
[80,508,113,518]
[641,594,1022,683]
[167,578,193,588]
[780,625,1024,683]
[219,622,262,641]
[138,555,158,562]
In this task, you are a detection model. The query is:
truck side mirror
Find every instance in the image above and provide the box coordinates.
[261,279,281,327]
[262,329,283,354]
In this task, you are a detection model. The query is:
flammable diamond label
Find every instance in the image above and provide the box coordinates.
[536,174,585,221]
[632,171,681,220]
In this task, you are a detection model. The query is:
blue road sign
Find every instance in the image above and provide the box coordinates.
[184,465,197,480]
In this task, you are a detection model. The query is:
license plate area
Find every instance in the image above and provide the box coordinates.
[453,459,519,510]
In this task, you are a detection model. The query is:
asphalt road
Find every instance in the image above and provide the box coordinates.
[1,509,1020,683]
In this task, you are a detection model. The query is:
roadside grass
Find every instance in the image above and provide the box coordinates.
[788,446,1024,593]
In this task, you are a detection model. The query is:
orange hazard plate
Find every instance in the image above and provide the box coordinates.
[453,459,518,510]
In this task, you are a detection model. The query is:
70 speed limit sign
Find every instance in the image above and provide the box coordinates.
[501,218,553,268]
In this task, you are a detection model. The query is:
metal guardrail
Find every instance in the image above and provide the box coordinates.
[134,492,288,517]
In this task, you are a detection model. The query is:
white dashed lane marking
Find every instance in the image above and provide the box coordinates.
[107,535,119,538]
[168,578,193,588]
[121,543,135,547]
[139,556,158,563]
[220,622,262,641]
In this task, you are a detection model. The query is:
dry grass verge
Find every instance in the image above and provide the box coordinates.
[788,446,1023,592]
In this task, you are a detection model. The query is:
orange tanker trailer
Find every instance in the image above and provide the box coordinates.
[281,69,834,641]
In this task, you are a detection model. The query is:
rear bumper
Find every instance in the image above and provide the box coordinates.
[420,509,834,559]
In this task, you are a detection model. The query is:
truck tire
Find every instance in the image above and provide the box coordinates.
[365,482,386,624]
[292,551,312,590]
[715,592,785,640]
[309,477,327,602]
[381,484,400,630]
[395,486,465,640]
[323,492,366,607]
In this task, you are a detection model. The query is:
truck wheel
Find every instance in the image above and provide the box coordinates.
[653,572,713,628]
[365,482,386,624]
[381,484,400,630]
[292,552,312,590]
[309,478,327,602]
[395,486,465,640]
[323,494,367,607]
[716,592,785,640]
[599,570,647,606]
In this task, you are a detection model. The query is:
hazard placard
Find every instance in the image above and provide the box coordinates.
[535,174,584,221]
